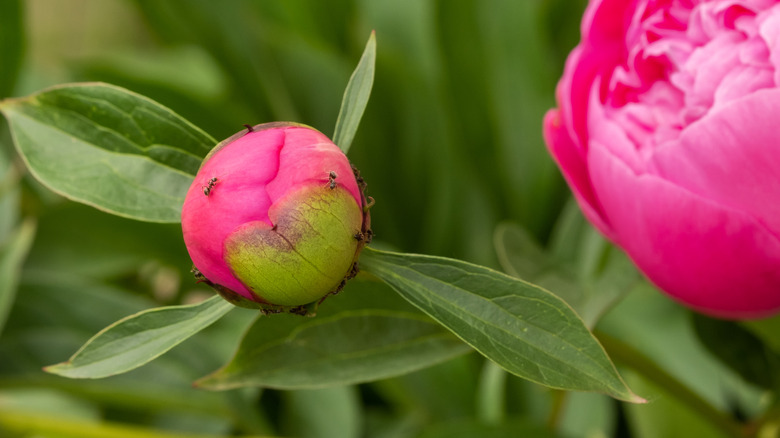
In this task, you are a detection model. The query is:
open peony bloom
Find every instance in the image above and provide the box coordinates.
[544,0,780,318]
[181,122,370,309]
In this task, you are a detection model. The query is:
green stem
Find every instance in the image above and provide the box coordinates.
[595,330,745,438]
[0,376,270,434]
[750,406,780,438]
[546,390,568,431]
[0,411,278,438]
[475,360,507,424]
[0,376,226,415]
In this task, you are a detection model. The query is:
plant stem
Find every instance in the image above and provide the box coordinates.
[0,376,271,434]
[595,330,745,438]
[546,390,568,431]
[0,410,278,438]
[476,360,507,424]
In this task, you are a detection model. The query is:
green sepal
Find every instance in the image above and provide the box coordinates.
[225,185,362,307]
[192,266,321,316]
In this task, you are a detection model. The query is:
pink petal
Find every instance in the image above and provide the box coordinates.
[182,129,285,298]
[759,8,780,86]
[544,109,614,239]
[266,127,361,205]
[589,140,780,318]
[651,88,780,237]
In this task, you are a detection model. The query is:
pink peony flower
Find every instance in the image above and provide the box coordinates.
[181,122,370,308]
[544,0,780,318]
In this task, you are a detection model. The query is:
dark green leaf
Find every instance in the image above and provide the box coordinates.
[359,247,643,402]
[45,295,233,378]
[0,83,216,222]
[372,354,479,422]
[134,0,300,122]
[333,31,376,154]
[419,419,560,438]
[0,219,35,335]
[25,202,188,279]
[0,0,24,98]
[196,279,471,390]
[693,314,780,390]
[476,0,564,236]
[742,315,780,354]
[1,272,263,431]
[0,143,21,245]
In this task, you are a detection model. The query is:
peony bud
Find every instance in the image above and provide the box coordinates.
[181,122,371,311]
[544,1,780,318]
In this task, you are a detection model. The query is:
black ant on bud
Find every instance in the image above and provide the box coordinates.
[328,171,338,189]
[354,229,373,244]
[202,177,218,196]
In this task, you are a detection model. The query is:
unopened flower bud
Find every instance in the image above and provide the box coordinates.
[181,122,370,310]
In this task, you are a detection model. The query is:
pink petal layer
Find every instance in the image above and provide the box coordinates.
[267,128,361,204]
[544,109,614,239]
[651,88,780,237]
[589,141,780,318]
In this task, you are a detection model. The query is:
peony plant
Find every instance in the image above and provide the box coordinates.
[1,29,646,414]
[544,0,780,319]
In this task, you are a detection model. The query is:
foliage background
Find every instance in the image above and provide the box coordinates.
[0,1,776,437]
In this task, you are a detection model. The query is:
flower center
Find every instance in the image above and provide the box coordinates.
[603,0,777,152]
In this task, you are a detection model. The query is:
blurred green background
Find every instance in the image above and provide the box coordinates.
[1,1,776,437]
[11,0,587,265]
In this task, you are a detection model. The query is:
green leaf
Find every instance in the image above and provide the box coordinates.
[0,219,36,335]
[742,315,780,354]
[332,31,376,154]
[0,0,24,98]
[0,83,216,223]
[693,314,780,391]
[557,392,617,438]
[493,221,553,280]
[0,388,100,422]
[2,272,265,431]
[45,295,233,379]
[597,285,757,436]
[359,247,643,402]
[494,221,638,328]
[196,279,471,390]
[282,387,361,438]
[621,372,734,438]
[24,202,188,279]
[548,198,589,265]
[372,354,479,422]
[0,143,21,244]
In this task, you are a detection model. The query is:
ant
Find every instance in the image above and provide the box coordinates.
[328,171,337,189]
[202,177,218,196]
[354,229,373,244]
